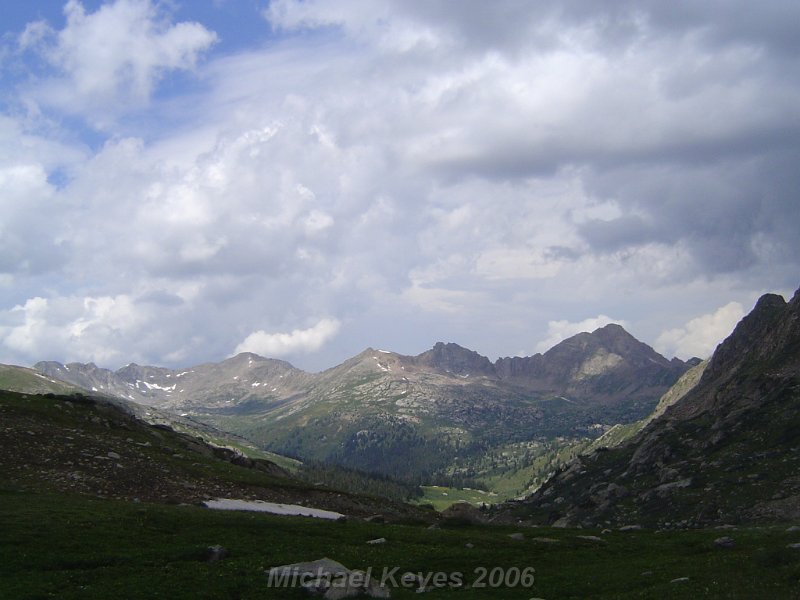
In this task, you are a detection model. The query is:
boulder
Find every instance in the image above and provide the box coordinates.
[266,558,390,598]
[440,501,485,525]
[206,545,227,563]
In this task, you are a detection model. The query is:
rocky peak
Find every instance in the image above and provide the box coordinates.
[702,293,792,384]
[414,342,496,377]
[220,352,298,374]
[116,363,173,384]
[497,324,682,383]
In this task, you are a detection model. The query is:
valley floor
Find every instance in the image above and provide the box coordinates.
[2,490,799,599]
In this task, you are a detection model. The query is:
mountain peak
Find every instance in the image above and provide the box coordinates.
[415,342,495,377]
[594,323,628,335]
[542,322,668,365]
[699,290,795,386]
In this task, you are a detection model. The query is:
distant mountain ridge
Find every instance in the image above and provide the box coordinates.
[33,325,692,486]
[35,323,691,412]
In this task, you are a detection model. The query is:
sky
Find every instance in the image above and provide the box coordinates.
[0,0,798,372]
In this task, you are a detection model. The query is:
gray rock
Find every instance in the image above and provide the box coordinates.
[107,451,121,459]
[670,577,690,583]
[552,517,571,528]
[787,543,800,550]
[651,478,693,497]
[366,538,387,545]
[266,558,390,598]
[619,525,642,532]
[206,545,227,563]
[713,537,735,549]
[268,557,350,580]
[785,526,800,533]
[532,537,559,543]
[658,467,680,483]
[508,533,525,541]
[440,502,485,525]
[575,535,605,543]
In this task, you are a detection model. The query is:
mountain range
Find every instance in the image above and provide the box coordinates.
[9,286,800,529]
[34,324,693,487]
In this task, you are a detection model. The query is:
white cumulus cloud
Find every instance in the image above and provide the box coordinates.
[655,302,745,360]
[20,0,217,122]
[233,318,341,358]
[0,293,146,365]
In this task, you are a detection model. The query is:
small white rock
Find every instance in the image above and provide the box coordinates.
[366,538,387,545]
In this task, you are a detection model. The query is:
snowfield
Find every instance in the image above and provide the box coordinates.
[202,499,344,520]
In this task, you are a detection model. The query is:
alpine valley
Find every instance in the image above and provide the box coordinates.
[5,289,800,599]
[33,323,695,497]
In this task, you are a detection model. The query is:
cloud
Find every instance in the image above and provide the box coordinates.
[655,302,746,360]
[233,319,341,358]
[0,1,797,372]
[19,0,217,123]
[535,315,626,354]
[0,163,62,275]
[475,248,564,281]
[0,293,145,365]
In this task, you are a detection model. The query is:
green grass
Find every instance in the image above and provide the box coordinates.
[2,490,799,599]
[189,429,303,472]
[416,485,499,510]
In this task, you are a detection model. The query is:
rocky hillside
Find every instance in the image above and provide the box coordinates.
[34,326,692,484]
[0,364,84,395]
[500,287,800,528]
[583,359,709,454]
[0,389,429,522]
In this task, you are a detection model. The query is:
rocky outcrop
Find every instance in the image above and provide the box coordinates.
[413,342,496,377]
[440,501,487,525]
